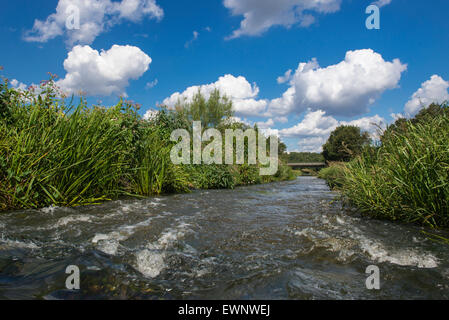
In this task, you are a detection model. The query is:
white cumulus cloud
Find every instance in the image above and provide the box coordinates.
[24,0,164,45]
[143,108,160,120]
[296,136,327,153]
[267,49,407,117]
[162,74,268,117]
[57,44,152,96]
[277,69,292,84]
[224,0,342,39]
[256,118,275,129]
[10,79,28,91]
[404,75,449,116]
[280,110,339,138]
[279,110,385,152]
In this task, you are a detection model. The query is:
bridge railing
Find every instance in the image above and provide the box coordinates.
[286,162,327,168]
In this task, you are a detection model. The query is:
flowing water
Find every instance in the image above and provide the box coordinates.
[0,177,448,300]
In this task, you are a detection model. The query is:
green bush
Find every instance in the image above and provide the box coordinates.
[283,152,324,163]
[234,164,262,186]
[318,163,347,189]
[184,164,236,189]
[273,163,297,181]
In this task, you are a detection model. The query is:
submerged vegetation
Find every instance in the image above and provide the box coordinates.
[0,76,295,212]
[319,103,449,228]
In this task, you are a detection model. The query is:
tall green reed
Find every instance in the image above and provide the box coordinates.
[343,115,449,228]
[1,96,136,208]
[0,79,189,210]
[0,79,293,212]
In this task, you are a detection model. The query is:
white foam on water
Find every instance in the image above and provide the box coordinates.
[91,217,153,255]
[195,268,210,277]
[135,221,196,278]
[40,205,61,215]
[295,228,330,240]
[113,199,164,215]
[334,215,439,268]
[318,214,349,231]
[358,236,439,268]
[91,232,127,255]
[293,223,358,263]
[87,266,102,271]
[294,214,439,269]
[316,237,357,262]
[335,216,345,225]
[154,211,174,218]
[148,201,164,207]
[97,240,120,256]
[337,221,441,268]
[92,233,115,243]
[54,215,93,227]
[120,204,133,213]
[135,250,166,278]
[0,237,40,250]
[40,205,76,215]
[118,202,143,213]
[156,223,192,249]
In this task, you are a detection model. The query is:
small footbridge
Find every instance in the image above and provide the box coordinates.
[287,163,327,170]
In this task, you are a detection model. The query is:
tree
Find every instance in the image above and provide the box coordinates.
[322,125,370,162]
[173,89,234,129]
[286,152,324,163]
[278,141,287,156]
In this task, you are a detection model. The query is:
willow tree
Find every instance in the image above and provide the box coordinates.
[174,89,234,129]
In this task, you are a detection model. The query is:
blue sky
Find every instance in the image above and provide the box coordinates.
[1,0,448,152]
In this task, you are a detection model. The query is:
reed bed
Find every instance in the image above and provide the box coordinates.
[343,114,449,228]
[0,80,293,211]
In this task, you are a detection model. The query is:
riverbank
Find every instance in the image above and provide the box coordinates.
[318,103,449,229]
[0,79,295,212]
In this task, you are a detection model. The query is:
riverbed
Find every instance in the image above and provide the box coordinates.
[0,177,448,299]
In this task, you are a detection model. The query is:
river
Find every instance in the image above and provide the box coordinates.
[0,176,448,299]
